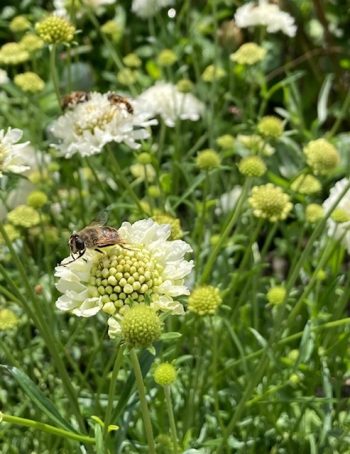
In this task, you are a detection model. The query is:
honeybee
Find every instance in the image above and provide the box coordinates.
[64,213,125,265]
[62,91,91,110]
[107,92,134,114]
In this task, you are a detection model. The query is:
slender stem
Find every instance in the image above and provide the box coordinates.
[50,44,62,110]
[108,149,145,213]
[104,345,123,435]
[201,180,250,283]
[0,223,85,432]
[0,413,94,445]
[129,349,156,454]
[164,386,178,453]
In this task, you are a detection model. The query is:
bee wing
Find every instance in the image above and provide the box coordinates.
[87,210,109,227]
[95,226,122,247]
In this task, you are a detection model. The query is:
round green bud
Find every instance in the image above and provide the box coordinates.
[230,42,266,65]
[266,286,286,305]
[291,174,321,195]
[303,139,340,175]
[257,116,284,138]
[188,285,222,316]
[121,304,162,348]
[330,208,350,223]
[196,149,221,170]
[14,72,45,93]
[238,155,266,177]
[27,191,48,208]
[305,204,324,223]
[35,15,75,44]
[153,362,177,386]
[157,49,177,66]
[249,184,292,222]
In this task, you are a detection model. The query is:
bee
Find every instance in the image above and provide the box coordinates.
[107,92,134,114]
[62,91,91,110]
[63,212,125,265]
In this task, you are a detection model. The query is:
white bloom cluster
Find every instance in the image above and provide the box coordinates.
[55,219,193,337]
[234,0,297,37]
[323,178,350,253]
[0,128,30,177]
[137,82,204,127]
[50,92,157,157]
[132,0,173,18]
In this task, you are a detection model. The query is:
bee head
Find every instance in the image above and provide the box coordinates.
[69,234,85,254]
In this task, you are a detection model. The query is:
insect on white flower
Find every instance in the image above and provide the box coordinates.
[49,92,157,158]
[55,219,194,337]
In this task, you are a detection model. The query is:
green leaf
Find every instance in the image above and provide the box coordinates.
[160,332,182,341]
[249,328,267,348]
[0,365,76,432]
[94,424,105,454]
[317,74,334,125]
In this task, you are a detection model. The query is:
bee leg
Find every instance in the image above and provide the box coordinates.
[95,248,104,254]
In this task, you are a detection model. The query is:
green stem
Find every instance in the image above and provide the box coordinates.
[1,413,94,445]
[104,345,123,435]
[201,180,250,283]
[129,349,156,454]
[164,386,178,453]
[108,149,145,213]
[0,223,85,433]
[50,44,62,110]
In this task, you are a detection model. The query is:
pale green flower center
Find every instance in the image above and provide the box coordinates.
[88,247,164,315]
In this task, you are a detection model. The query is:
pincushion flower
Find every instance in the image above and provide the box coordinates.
[131,0,174,18]
[49,92,157,157]
[234,0,297,37]
[323,178,350,252]
[137,82,204,127]
[55,220,193,337]
[0,128,30,177]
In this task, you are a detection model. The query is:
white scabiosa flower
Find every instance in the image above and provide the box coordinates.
[132,0,174,18]
[54,0,115,17]
[55,219,193,337]
[137,82,204,127]
[323,178,350,253]
[234,0,297,37]
[49,92,157,158]
[0,128,30,177]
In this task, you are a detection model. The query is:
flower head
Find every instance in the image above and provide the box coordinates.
[130,163,156,183]
[27,191,48,208]
[35,15,75,44]
[237,134,274,155]
[153,362,177,385]
[291,174,321,195]
[196,149,221,170]
[137,82,204,128]
[9,16,31,33]
[123,53,142,68]
[8,205,40,228]
[216,134,235,150]
[267,286,286,305]
[0,309,19,331]
[14,72,45,93]
[303,139,340,175]
[121,304,162,348]
[132,0,174,18]
[230,43,266,65]
[238,155,266,177]
[234,0,297,37]
[50,92,157,157]
[202,65,226,82]
[188,285,222,315]
[257,116,283,138]
[19,33,45,53]
[305,203,324,223]
[0,128,30,177]
[249,184,292,222]
[323,178,350,252]
[0,43,29,65]
[55,220,193,337]
[157,49,177,66]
